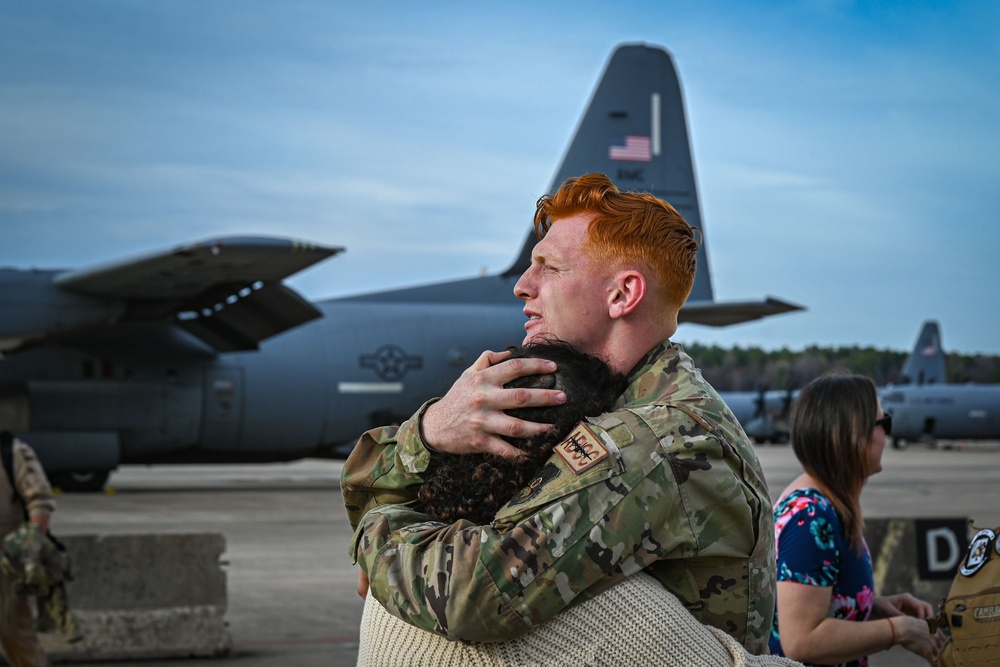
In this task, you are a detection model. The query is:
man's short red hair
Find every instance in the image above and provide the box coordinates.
[534,173,699,312]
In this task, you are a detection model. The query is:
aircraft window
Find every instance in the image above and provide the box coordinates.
[882,391,905,403]
[213,379,235,398]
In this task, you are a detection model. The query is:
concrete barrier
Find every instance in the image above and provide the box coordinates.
[23,520,972,662]
[38,533,231,662]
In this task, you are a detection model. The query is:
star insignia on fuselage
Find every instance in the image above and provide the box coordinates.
[359,345,423,381]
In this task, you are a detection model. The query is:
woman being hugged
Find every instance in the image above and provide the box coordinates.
[769,374,944,666]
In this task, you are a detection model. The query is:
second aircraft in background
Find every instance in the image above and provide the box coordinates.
[721,320,1000,449]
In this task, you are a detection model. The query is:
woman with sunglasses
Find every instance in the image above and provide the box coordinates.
[768,374,945,666]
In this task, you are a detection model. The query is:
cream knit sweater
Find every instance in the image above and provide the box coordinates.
[357,572,800,666]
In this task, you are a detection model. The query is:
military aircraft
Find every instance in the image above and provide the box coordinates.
[719,320,1000,449]
[719,386,794,444]
[880,320,1000,448]
[718,321,945,444]
[0,43,802,491]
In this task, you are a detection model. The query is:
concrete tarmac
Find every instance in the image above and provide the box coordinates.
[50,440,999,667]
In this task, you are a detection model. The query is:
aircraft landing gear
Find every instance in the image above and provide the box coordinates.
[51,470,111,493]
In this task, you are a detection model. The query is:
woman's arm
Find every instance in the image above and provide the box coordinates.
[777,581,943,664]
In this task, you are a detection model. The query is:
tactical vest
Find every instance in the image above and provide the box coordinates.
[933,523,1000,666]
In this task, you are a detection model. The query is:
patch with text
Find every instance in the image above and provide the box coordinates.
[555,423,608,474]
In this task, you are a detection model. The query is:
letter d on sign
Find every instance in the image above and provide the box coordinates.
[915,519,968,580]
[927,528,959,572]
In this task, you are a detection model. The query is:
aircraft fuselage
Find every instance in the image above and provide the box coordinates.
[0,290,527,473]
[880,384,1000,442]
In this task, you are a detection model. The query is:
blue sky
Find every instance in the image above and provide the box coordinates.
[2,1,998,355]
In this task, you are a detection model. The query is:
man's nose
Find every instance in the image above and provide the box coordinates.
[513,270,533,300]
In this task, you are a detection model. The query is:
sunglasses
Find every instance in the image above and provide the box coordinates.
[874,413,893,437]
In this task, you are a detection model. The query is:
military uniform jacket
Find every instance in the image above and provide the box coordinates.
[342,342,776,653]
[0,438,55,539]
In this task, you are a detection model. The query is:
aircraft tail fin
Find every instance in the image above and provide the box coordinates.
[503,44,708,290]
[502,43,802,326]
[901,320,947,385]
[356,43,801,324]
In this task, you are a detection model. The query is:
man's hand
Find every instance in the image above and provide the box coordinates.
[421,350,566,460]
[29,512,50,534]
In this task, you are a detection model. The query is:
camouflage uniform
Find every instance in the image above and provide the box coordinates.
[343,342,776,653]
[1,523,80,643]
[0,438,54,667]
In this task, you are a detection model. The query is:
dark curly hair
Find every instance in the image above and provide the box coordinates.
[418,340,628,525]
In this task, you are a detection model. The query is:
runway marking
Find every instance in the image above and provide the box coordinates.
[872,518,907,594]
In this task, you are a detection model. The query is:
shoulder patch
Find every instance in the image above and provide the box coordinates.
[554,423,608,475]
[590,414,634,449]
[961,528,996,576]
[507,462,561,507]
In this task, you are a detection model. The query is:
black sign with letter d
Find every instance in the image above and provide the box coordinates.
[915,518,969,580]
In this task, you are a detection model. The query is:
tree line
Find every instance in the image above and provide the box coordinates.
[683,343,1000,392]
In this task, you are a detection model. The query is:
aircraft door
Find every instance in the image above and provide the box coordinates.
[201,367,244,449]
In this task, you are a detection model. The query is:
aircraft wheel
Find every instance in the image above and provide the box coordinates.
[891,438,909,451]
[51,470,111,493]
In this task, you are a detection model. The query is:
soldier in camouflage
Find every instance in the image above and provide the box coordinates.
[1,522,80,644]
[0,434,55,667]
[343,173,776,654]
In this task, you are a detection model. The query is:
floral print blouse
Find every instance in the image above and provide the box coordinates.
[768,487,875,667]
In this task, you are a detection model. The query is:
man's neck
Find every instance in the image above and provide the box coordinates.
[603,317,674,376]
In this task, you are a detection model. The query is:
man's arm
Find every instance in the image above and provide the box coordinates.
[342,410,432,531]
[349,436,692,644]
[350,505,529,642]
[341,350,567,529]
[350,408,768,646]
[14,440,55,532]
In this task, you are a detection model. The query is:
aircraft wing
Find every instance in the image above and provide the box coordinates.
[53,236,343,352]
[679,296,804,327]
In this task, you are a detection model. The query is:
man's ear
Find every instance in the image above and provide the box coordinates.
[608,270,646,319]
